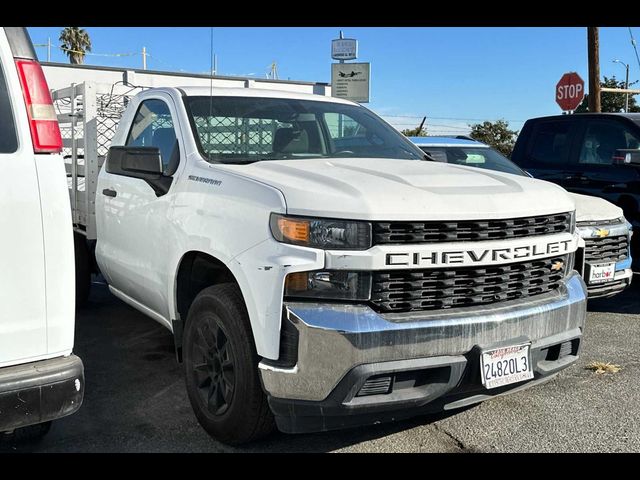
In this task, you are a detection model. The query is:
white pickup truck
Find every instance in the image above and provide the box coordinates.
[58,82,587,444]
[0,27,83,441]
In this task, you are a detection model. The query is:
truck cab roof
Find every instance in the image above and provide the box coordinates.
[525,112,640,127]
[158,86,357,105]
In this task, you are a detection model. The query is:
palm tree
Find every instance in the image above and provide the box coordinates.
[59,27,92,65]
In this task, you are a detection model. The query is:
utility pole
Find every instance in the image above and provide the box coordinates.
[624,62,630,113]
[142,46,147,70]
[588,27,601,112]
[47,37,51,62]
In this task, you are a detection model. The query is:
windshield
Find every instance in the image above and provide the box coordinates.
[418,145,526,176]
[184,96,425,164]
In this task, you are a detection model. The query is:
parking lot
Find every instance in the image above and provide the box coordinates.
[2,276,639,453]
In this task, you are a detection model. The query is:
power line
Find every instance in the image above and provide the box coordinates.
[34,42,138,58]
[145,53,187,72]
[629,27,640,72]
[59,46,137,57]
[380,113,526,122]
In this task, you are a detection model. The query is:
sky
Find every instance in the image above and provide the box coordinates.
[27,27,640,135]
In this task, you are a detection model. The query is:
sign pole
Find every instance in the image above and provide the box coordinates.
[331,33,369,103]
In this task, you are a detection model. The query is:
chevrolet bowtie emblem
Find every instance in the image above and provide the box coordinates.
[594,228,610,238]
[551,261,564,271]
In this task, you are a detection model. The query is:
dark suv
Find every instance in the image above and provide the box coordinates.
[511,113,640,224]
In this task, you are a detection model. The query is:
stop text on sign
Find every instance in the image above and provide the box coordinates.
[557,83,583,100]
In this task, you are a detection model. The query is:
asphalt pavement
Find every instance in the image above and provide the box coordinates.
[2,276,639,453]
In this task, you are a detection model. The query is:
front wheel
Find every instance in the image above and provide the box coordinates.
[183,283,274,445]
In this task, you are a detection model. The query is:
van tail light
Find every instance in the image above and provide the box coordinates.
[14,59,62,153]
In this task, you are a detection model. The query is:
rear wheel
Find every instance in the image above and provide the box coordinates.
[183,283,274,445]
[74,232,91,307]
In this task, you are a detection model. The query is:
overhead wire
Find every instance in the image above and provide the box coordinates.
[629,27,640,72]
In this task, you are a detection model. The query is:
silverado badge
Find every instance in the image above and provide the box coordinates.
[594,228,610,238]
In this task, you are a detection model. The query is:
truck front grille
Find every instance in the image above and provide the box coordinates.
[584,236,628,263]
[372,213,572,245]
[371,256,567,313]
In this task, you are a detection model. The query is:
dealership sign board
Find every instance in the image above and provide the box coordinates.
[331,63,370,103]
[331,38,358,60]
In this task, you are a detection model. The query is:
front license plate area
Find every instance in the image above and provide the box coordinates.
[481,343,533,389]
[587,262,616,284]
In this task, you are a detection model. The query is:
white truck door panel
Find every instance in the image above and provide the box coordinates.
[0,41,47,365]
[98,175,172,317]
[96,93,182,321]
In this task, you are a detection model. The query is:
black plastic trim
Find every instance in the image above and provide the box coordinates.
[0,355,84,432]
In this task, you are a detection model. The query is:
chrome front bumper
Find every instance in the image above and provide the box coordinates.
[259,272,587,403]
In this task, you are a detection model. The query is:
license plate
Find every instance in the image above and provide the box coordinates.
[481,343,533,389]
[587,262,616,284]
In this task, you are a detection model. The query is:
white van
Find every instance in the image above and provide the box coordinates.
[0,27,83,441]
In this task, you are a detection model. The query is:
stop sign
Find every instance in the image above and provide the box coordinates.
[556,72,585,111]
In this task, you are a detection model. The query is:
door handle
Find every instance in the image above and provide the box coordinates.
[564,175,588,182]
[102,188,117,197]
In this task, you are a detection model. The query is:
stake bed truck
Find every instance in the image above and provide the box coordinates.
[58,82,587,444]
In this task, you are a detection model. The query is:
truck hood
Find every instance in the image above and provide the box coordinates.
[569,192,623,223]
[220,158,575,220]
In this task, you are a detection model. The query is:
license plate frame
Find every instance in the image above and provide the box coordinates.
[586,262,616,284]
[480,343,534,390]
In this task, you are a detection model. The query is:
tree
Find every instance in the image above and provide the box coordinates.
[575,76,640,113]
[59,27,92,65]
[469,119,518,157]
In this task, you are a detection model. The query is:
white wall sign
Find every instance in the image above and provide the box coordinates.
[331,39,358,61]
[331,63,370,103]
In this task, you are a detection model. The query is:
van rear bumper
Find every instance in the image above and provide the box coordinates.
[0,355,84,432]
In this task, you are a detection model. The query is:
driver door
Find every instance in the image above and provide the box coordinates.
[97,94,182,322]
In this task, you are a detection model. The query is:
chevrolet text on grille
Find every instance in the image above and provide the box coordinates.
[386,239,573,267]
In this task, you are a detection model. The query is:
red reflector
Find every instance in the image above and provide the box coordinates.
[15,59,62,153]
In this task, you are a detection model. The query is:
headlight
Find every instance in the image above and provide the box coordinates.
[284,270,371,301]
[270,213,372,250]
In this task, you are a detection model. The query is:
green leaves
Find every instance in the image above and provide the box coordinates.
[469,119,518,158]
[59,27,92,65]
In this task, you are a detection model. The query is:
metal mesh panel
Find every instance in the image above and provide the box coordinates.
[54,90,133,159]
[192,115,290,156]
[96,93,131,156]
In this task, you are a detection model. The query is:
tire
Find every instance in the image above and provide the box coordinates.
[74,232,91,307]
[183,283,275,445]
[1,421,52,445]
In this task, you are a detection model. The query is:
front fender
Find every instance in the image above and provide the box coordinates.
[230,240,323,359]
[167,241,323,360]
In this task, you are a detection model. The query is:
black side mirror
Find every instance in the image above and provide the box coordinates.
[106,146,163,179]
[613,149,640,166]
[106,146,172,196]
